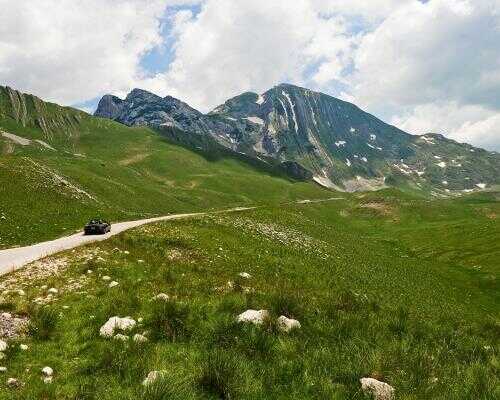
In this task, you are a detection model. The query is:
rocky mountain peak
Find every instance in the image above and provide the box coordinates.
[94,85,500,194]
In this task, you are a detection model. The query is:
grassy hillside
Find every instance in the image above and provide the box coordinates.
[0,86,328,249]
[0,193,498,399]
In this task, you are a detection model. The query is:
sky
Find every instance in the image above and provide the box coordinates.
[0,0,499,151]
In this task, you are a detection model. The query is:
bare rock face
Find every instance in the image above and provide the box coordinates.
[94,95,124,120]
[360,378,395,400]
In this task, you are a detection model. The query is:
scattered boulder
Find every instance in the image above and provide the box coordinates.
[360,378,395,400]
[0,340,7,352]
[236,309,269,325]
[99,316,136,337]
[0,367,6,372]
[7,377,21,388]
[133,333,148,343]
[142,370,166,386]
[19,344,28,351]
[153,293,170,301]
[102,276,111,281]
[41,366,53,377]
[47,288,58,294]
[108,281,119,288]
[277,316,301,332]
[238,272,251,279]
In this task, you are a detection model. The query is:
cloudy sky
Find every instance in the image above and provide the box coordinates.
[1,0,499,150]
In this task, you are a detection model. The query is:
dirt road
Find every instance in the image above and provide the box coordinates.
[0,207,253,276]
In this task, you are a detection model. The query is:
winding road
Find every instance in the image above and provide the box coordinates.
[0,207,254,276]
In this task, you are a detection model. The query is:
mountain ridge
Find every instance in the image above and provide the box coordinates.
[95,83,500,194]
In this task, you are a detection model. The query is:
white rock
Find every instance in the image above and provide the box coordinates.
[124,250,130,254]
[277,316,301,332]
[19,344,28,351]
[7,377,20,387]
[48,288,58,294]
[113,334,129,341]
[138,259,145,263]
[153,293,170,301]
[41,366,53,376]
[142,370,166,386]
[102,276,111,281]
[133,334,148,343]
[99,316,136,337]
[360,378,395,400]
[108,281,119,288]
[0,340,7,352]
[0,367,6,372]
[238,272,251,279]
[236,309,269,325]
[1,312,12,319]
[43,376,53,384]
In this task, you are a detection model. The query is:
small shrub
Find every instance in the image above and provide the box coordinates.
[145,300,190,341]
[28,306,59,339]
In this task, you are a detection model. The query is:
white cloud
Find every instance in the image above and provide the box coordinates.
[0,0,192,104]
[392,102,500,150]
[350,0,500,110]
[140,0,354,111]
[343,0,500,150]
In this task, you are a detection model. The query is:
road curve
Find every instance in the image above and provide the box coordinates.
[0,207,253,276]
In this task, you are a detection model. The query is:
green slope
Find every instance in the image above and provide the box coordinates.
[0,193,498,399]
[0,86,328,249]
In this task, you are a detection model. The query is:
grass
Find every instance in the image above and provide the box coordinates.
[0,106,328,249]
[0,193,498,399]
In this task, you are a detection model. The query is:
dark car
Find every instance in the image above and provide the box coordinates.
[84,219,111,235]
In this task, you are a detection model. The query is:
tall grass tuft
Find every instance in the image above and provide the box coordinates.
[28,306,59,339]
[198,350,247,400]
[145,300,191,341]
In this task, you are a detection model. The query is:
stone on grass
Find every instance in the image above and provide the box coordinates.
[7,377,21,388]
[19,344,28,351]
[153,293,169,301]
[133,333,148,343]
[108,281,119,288]
[102,276,111,281]
[99,316,136,338]
[47,288,58,294]
[236,309,269,325]
[41,367,53,377]
[277,316,301,332]
[238,272,251,279]
[0,366,6,372]
[0,340,7,352]
[360,378,395,400]
[43,376,53,384]
[142,370,166,386]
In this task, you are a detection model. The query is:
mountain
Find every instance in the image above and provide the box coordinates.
[95,84,500,193]
[0,85,327,248]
